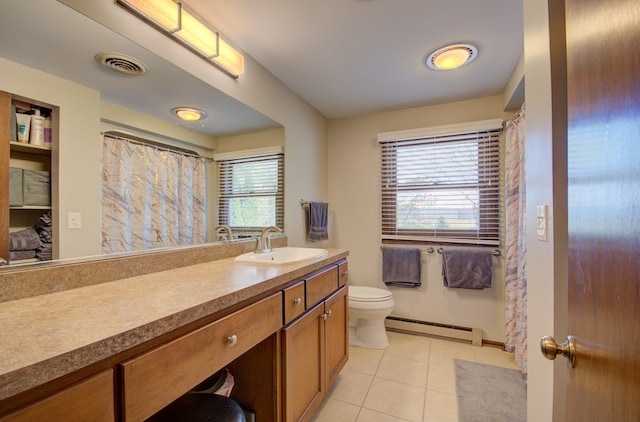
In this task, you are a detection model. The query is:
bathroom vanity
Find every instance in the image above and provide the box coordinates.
[0,244,348,422]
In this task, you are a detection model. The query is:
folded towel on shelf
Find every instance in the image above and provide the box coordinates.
[9,250,37,261]
[307,201,328,241]
[442,248,493,289]
[381,246,421,288]
[9,228,42,251]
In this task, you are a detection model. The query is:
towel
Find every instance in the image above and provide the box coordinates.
[10,250,36,261]
[442,248,493,289]
[9,228,42,251]
[381,246,421,288]
[308,201,328,241]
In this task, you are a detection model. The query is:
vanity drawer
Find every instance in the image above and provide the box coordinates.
[338,261,348,287]
[283,280,306,324]
[2,371,114,422]
[306,265,338,308]
[120,292,283,422]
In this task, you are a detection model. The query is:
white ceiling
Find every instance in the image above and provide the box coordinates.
[0,1,523,135]
[187,0,524,118]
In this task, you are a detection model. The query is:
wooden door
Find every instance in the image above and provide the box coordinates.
[282,302,325,422]
[563,0,640,419]
[324,285,349,388]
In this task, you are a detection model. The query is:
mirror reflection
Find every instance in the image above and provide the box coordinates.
[0,2,285,267]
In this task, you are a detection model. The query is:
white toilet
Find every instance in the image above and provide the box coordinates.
[348,286,395,349]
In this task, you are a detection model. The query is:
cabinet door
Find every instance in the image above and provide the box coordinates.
[324,285,349,388]
[282,302,325,422]
[1,371,114,422]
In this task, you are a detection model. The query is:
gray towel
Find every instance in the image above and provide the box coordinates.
[10,250,37,261]
[308,201,328,241]
[9,228,42,251]
[442,249,493,289]
[382,246,421,288]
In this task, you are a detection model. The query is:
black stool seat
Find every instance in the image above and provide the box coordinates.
[147,394,246,422]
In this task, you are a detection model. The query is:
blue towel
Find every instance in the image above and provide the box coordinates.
[381,246,421,288]
[308,201,328,241]
[442,248,493,289]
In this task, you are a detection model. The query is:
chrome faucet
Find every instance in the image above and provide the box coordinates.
[255,226,283,253]
[214,225,233,241]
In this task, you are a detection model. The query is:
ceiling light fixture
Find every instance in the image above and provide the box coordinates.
[426,44,478,71]
[116,0,245,77]
[172,107,207,121]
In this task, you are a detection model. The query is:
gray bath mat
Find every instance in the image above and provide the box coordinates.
[454,359,526,422]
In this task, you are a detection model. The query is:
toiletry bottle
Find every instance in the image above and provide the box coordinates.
[44,115,52,147]
[15,113,31,143]
[30,109,45,146]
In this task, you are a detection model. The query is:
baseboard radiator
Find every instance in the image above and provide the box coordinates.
[385,316,483,346]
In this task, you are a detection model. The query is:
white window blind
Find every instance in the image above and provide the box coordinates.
[217,150,284,230]
[379,121,502,245]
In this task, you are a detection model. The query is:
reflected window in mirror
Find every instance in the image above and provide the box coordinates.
[215,147,284,235]
[101,134,207,254]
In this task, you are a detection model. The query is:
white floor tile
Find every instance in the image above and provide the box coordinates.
[311,330,521,422]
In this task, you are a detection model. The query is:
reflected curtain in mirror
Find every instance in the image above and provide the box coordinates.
[101,135,206,254]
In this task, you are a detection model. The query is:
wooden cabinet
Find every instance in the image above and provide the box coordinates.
[120,292,283,421]
[282,263,349,422]
[0,90,55,266]
[1,371,114,422]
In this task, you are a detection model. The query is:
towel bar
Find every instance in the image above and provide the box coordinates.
[436,247,501,257]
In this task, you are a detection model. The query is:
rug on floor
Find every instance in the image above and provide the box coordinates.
[454,359,526,422]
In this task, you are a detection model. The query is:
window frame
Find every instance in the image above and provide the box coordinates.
[379,120,502,246]
[215,147,284,232]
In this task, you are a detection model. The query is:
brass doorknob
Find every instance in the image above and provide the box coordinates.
[540,335,576,368]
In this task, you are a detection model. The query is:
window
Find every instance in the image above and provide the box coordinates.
[216,148,284,231]
[379,120,502,245]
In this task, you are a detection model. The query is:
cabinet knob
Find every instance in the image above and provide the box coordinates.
[294,297,302,306]
[322,310,332,320]
[226,334,238,347]
[341,270,348,277]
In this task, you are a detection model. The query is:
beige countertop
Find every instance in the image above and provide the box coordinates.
[0,248,348,401]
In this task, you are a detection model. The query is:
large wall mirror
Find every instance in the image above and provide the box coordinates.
[0,2,285,268]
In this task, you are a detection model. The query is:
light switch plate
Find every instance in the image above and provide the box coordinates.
[536,205,548,241]
[68,212,82,229]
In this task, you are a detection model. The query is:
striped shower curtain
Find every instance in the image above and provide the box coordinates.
[101,135,207,254]
[504,106,527,380]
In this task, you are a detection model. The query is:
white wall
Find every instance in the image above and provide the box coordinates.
[327,94,509,342]
[523,0,569,420]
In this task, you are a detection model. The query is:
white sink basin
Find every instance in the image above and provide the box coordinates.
[235,247,328,265]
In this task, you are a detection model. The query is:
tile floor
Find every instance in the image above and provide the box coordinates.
[311,330,520,422]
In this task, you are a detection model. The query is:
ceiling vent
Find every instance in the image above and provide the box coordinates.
[95,52,148,76]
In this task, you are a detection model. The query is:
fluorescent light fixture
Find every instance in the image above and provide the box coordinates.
[172,107,207,121]
[117,0,245,77]
[174,8,219,58]
[426,44,478,71]
[213,37,245,77]
[117,0,181,32]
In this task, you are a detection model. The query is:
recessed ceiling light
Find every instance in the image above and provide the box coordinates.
[426,44,478,71]
[172,107,208,121]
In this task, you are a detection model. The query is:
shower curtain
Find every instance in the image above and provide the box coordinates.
[101,135,207,254]
[504,105,527,379]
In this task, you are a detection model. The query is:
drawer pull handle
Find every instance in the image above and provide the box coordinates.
[294,297,302,306]
[226,334,238,346]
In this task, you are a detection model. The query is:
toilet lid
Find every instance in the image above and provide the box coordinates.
[349,286,392,302]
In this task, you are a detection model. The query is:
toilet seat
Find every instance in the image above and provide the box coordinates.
[349,286,392,302]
